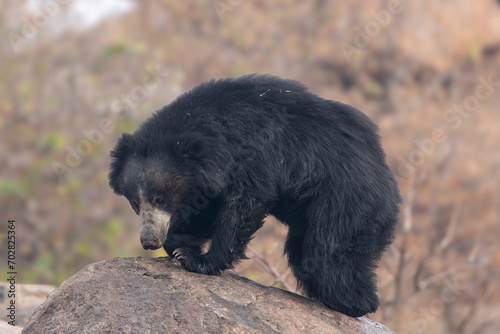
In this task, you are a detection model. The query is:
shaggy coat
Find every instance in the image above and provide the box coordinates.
[109,74,401,317]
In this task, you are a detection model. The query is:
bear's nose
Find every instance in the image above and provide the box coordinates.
[141,234,160,250]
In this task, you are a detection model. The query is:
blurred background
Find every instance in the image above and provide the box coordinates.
[1,1,499,333]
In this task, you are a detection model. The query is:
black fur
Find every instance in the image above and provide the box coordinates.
[108,74,401,317]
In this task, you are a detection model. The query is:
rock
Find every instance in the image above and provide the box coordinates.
[22,257,396,334]
[0,282,55,327]
[0,321,22,334]
[0,283,56,308]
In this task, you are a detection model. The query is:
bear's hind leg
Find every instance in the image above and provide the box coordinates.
[290,226,381,317]
[285,195,388,317]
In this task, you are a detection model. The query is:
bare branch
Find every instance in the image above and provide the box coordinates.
[246,246,296,293]
[438,205,461,253]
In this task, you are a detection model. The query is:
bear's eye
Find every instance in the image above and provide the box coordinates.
[153,197,165,206]
[130,199,140,215]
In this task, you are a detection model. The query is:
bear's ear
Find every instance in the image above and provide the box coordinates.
[172,135,208,164]
[108,133,135,195]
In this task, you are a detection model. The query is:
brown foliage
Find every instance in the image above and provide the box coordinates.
[1,1,499,333]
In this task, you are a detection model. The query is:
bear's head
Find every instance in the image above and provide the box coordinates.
[108,132,215,251]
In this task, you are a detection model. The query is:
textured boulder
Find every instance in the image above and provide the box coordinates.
[0,321,22,334]
[22,257,396,334]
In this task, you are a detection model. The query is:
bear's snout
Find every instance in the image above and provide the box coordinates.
[139,207,171,251]
[140,233,160,250]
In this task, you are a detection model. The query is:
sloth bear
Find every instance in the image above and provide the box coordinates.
[108,74,401,317]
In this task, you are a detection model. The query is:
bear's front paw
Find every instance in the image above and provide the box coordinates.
[172,248,220,275]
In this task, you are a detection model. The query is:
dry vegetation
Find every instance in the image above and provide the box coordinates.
[1,1,499,333]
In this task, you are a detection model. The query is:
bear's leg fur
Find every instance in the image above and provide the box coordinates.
[289,228,380,317]
[284,190,392,317]
[173,196,271,275]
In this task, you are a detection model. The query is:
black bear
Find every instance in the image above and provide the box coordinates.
[108,74,401,317]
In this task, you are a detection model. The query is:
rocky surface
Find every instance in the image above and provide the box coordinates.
[22,257,396,334]
[0,321,22,334]
[0,282,56,331]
